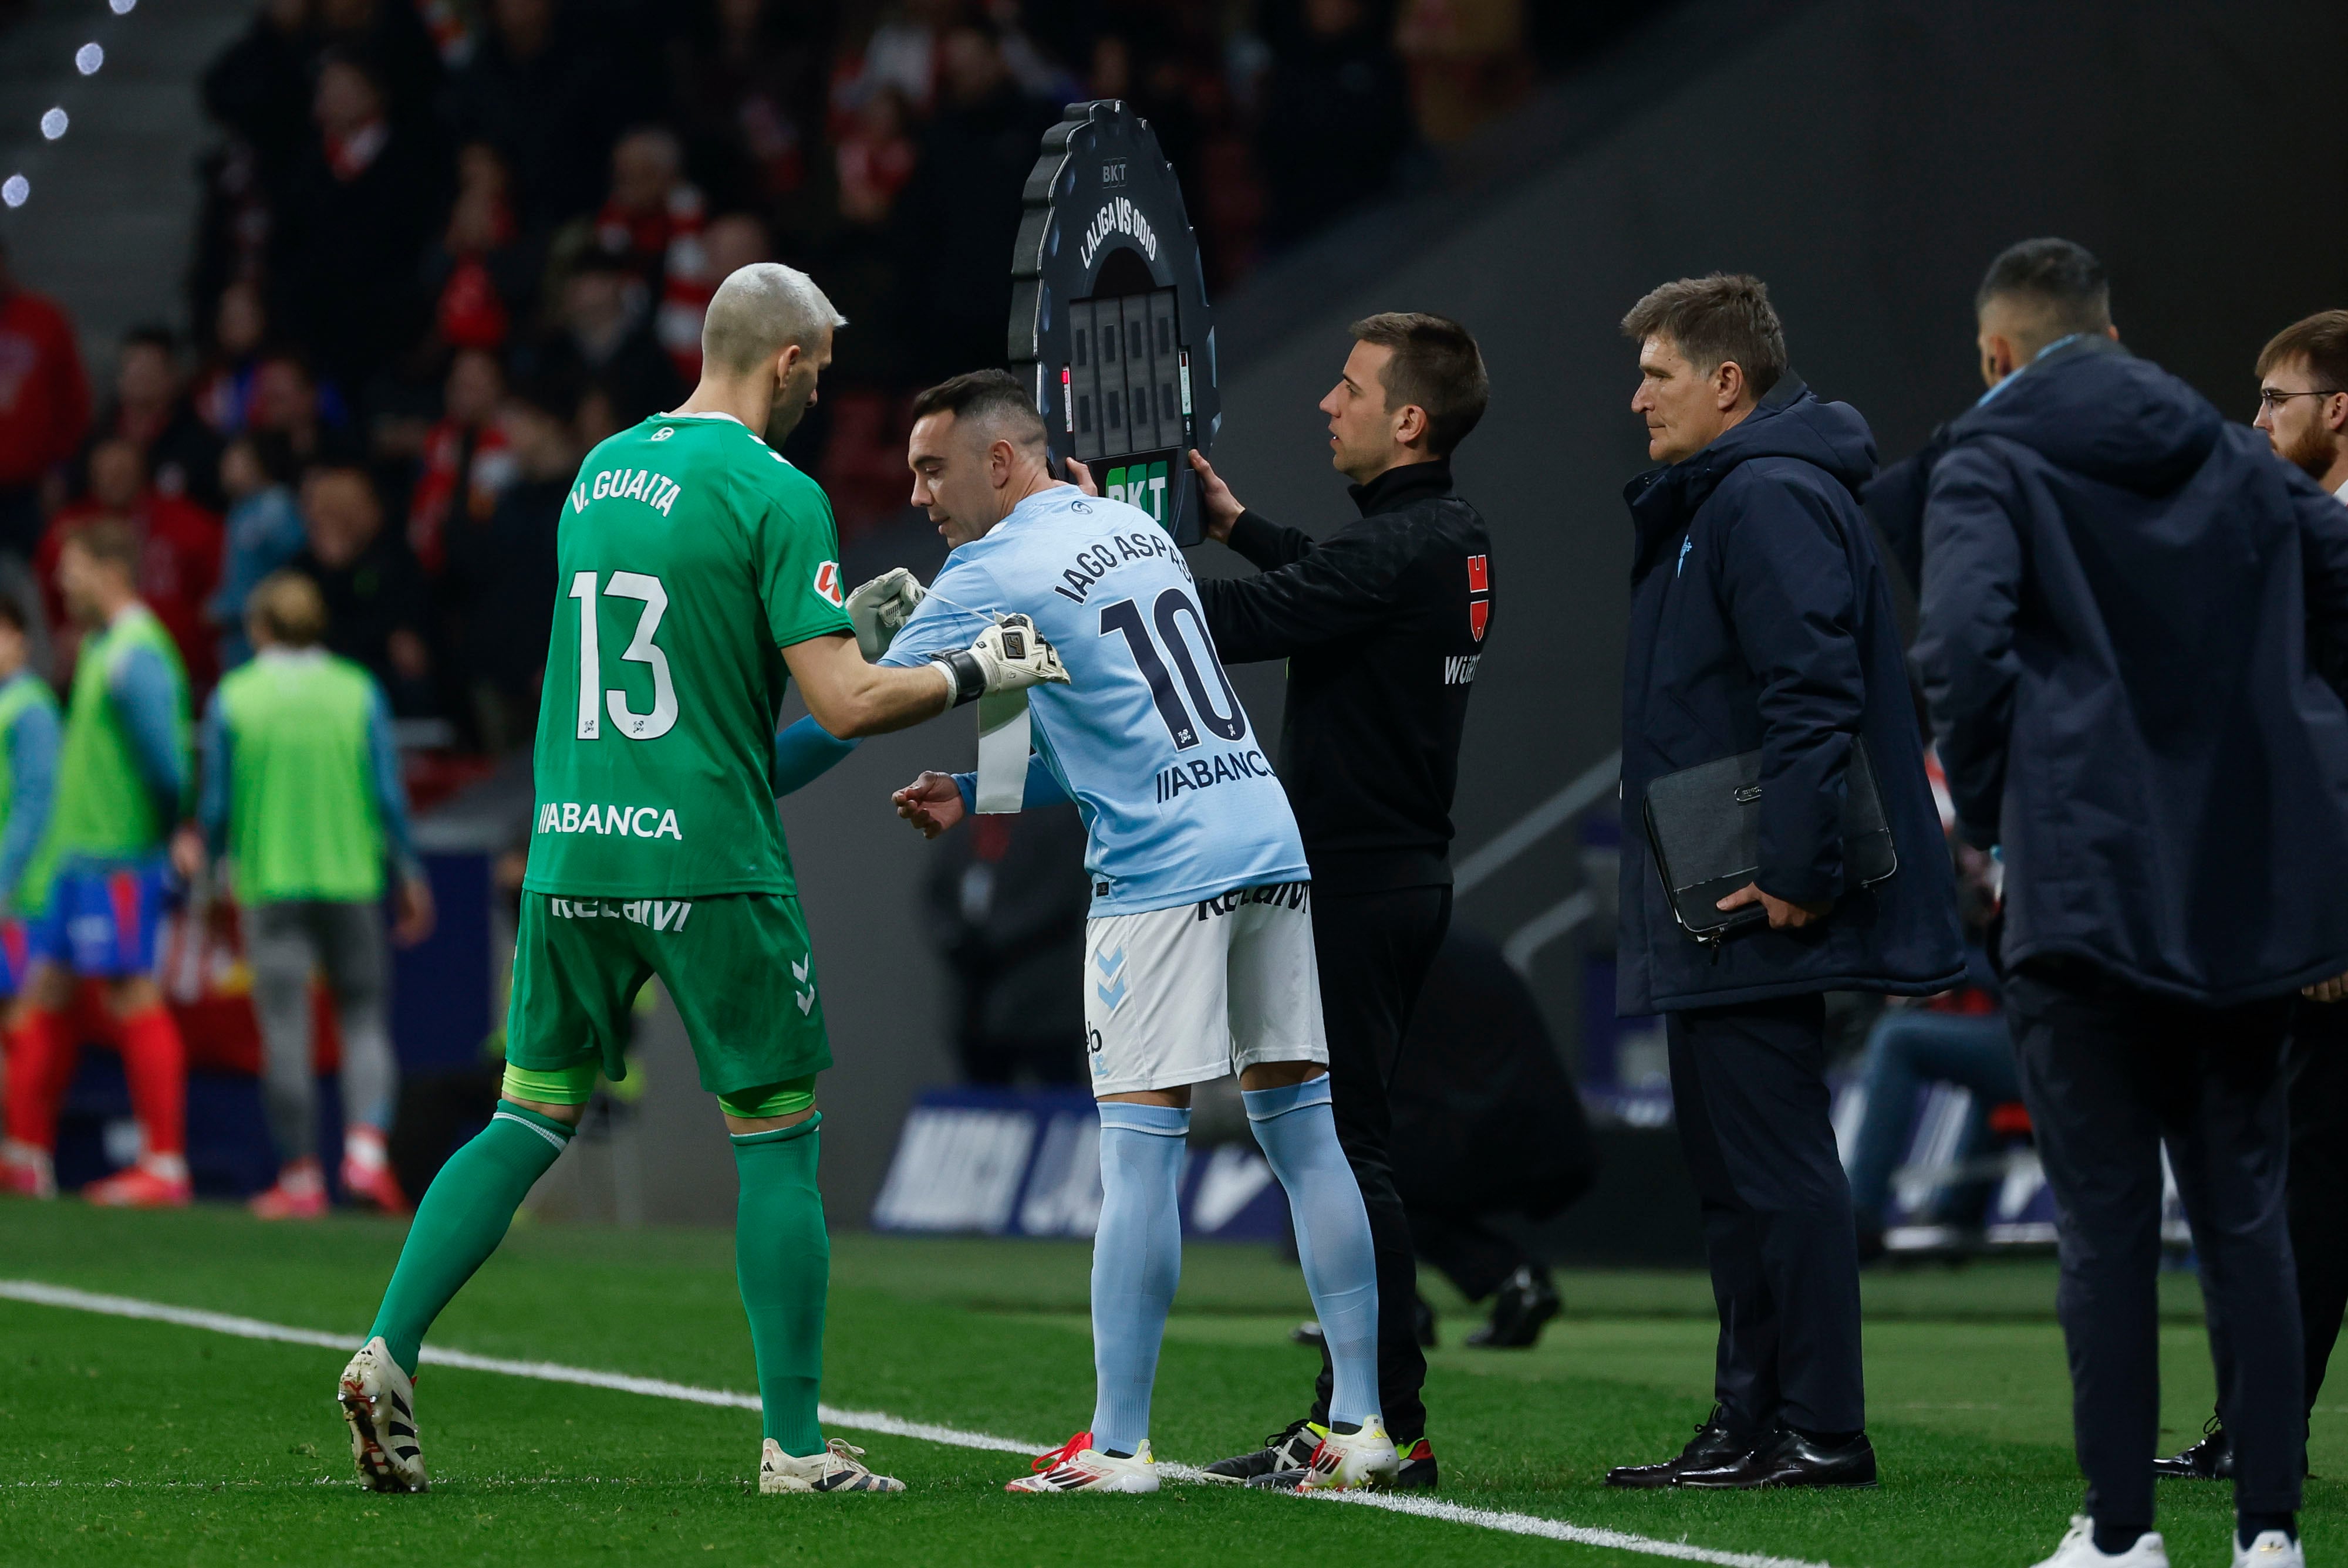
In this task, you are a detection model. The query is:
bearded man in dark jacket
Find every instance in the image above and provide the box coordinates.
[1605,275,1962,1495]
[1892,238,2348,1568]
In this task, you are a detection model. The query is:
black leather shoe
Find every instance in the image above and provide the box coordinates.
[1200,1417,1319,1485]
[1675,1427,1878,1489]
[1465,1265,1561,1348]
[1604,1408,1751,1489]
[2153,1418,2231,1480]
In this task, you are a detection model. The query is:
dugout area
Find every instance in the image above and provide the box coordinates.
[4,1200,2337,1567]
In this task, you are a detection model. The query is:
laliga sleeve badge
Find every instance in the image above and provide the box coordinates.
[1009,99,1219,547]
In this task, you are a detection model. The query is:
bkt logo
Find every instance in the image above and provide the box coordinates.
[814,560,843,607]
[1104,460,1169,526]
[1100,158,1128,187]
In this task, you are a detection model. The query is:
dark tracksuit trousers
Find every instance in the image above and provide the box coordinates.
[1665,991,1867,1436]
[2006,958,2303,1532]
[1305,885,1451,1447]
[2288,1000,2348,1415]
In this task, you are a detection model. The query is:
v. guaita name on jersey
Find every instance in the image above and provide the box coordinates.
[569,467,683,516]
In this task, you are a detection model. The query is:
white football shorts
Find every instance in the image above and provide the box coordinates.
[1081,880,1328,1096]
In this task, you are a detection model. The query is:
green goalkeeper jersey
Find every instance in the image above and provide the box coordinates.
[522,412,854,899]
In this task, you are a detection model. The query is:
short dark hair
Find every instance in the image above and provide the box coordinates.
[909,369,1047,446]
[62,517,140,576]
[2258,309,2348,391]
[1620,274,1787,399]
[1975,238,2111,342]
[1348,312,1489,457]
[0,594,28,636]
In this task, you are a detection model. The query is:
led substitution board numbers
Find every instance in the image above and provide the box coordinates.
[1009,99,1218,546]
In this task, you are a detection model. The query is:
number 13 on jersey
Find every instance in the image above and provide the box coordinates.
[572,570,678,741]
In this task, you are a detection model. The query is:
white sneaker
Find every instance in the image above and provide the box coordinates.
[1004,1431,1160,1494]
[2030,1516,2170,1568]
[2235,1532,2305,1568]
[758,1437,905,1493]
[338,1337,427,1493]
[1296,1415,1401,1492]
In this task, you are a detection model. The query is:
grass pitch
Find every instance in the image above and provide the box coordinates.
[1,1201,2338,1567]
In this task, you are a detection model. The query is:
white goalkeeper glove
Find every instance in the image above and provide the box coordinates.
[845,567,926,661]
[929,614,1070,706]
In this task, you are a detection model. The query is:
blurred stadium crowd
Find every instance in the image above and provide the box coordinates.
[0,0,1624,758]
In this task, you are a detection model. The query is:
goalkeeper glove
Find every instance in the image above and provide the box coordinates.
[845,567,925,661]
[930,614,1070,706]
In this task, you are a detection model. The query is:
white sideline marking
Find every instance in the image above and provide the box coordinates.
[0,1280,1040,1457]
[1,1278,1835,1568]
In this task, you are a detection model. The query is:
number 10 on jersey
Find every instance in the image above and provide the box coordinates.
[572,570,678,741]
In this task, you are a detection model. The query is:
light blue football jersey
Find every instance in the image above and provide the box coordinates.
[882,485,1308,915]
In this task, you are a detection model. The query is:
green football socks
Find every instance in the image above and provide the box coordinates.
[367,1101,575,1376]
[731,1114,828,1457]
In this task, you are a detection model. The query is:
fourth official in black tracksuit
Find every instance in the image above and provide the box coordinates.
[1196,458,1492,1465]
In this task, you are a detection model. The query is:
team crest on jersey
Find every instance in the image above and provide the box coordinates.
[814,560,844,607]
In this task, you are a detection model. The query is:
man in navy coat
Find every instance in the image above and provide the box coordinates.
[1898,239,2348,1568]
[1606,274,1963,1492]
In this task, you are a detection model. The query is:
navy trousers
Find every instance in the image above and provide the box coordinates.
[1666,991,1867,1435]
[2006,958,2302,1531]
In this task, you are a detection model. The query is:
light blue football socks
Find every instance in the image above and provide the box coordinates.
[1244,1077,1381,1428]
[1089,1102,1189,1456]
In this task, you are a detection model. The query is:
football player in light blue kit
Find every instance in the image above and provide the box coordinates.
[770,369,1393,1494]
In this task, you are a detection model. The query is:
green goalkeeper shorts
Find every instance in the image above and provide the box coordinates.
[505,891,831,1097]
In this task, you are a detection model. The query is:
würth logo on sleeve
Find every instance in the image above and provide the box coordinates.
[1466,554,1490,643]
[814,560,844,607]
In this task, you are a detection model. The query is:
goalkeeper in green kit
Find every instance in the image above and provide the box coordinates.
[337,263,1068,1496]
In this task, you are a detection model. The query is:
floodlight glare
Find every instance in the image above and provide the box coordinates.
[4,175,29,208]
[75,42,103,75]
[39,108,66,141]
[109,0,136,13]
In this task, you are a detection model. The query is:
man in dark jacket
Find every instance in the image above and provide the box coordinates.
[1151,313,1493,1490]
[1607,275,1962,1493]
[1898,239,2348,1568]
[2156,309,2348,1488]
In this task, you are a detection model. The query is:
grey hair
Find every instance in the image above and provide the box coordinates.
[700,263,846,375]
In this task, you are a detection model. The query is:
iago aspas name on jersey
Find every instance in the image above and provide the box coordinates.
[1048,526,1190,605]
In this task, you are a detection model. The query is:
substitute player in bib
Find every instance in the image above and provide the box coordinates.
[0,595,61,1194]
[335,265,1065,1498]
[787,370,1395,1493]
[179,571,432,1219]
[4,521,194,1207]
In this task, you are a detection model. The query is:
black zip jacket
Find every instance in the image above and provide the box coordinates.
[1196,461,1493,894]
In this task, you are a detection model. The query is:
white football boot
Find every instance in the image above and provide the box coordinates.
[1004,1431,1160,1494]
[2029,1516,2170,1568]
[1294,1416,1401,1492]
[758,1438,905,1493]
[2235,1531,2305,1568]
[338,1337,427,1493]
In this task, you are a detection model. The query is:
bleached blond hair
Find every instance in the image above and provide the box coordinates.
[701,263,846,375]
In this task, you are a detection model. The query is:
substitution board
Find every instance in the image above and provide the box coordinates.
[1009,99,1219,546]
